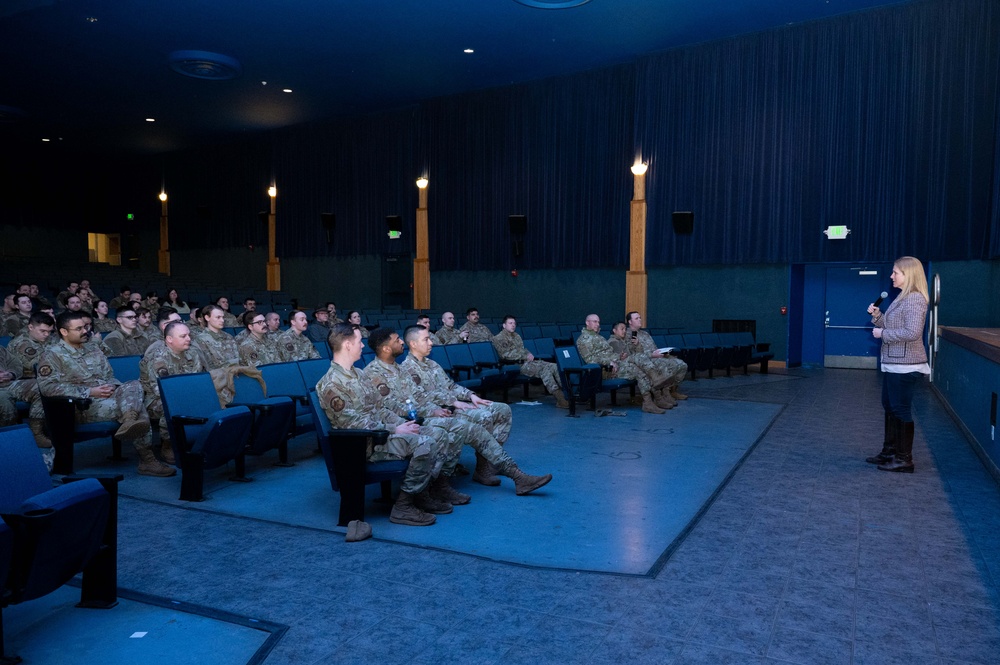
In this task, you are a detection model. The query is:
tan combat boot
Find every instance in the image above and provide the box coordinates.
[136,445,177,477]
[389,491,436,526]
[472,452,501,486]
[497,462,553,495]
[671,385,688,400]
[429,476,471,505]
[29,418,52,448]
[160,439,176,465]
[641,393,666,414]
[552,388,570,409]
[116,411,151,441]
[653,389,675,409]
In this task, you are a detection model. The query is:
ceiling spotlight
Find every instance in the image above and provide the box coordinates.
[463,48,474,53]
[42,138,50,142]
[261,81,267,86]
[282,88,292,93]
[145,118,155,122]
[85,17,98,23]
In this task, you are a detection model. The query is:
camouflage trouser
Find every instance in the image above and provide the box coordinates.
[424,416,511,475]
[6,379,43,419]
[371,431,436,495]
[455,401,512,444]
[0,387,17,426]
[613,357,652,394]
[79,380,152,449]
[520,359,561,394]
[653,356,688,387]
[143,394,170,442]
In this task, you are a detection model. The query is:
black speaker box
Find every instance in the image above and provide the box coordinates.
[508,215,527,235]
[321,213,336,230]
[672,211,694,234]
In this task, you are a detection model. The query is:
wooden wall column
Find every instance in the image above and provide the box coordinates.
[413,181,430,309]
[266,188,281,291]
[157,194,170,275]
[625,165,648,321]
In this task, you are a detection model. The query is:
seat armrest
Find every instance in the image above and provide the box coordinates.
[229,401,272,414]
[171,415,210,425]
[329,428,389,445]
[270,392,309,405]
[756,342,771,352]
[43,394,93,411]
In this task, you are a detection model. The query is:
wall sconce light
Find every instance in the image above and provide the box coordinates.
[630,162,648,176]
[268,185,277,198]
[416,177,429,189]
[158,191,167,202]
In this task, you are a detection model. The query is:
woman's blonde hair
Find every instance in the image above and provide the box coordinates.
[894,256,929,302]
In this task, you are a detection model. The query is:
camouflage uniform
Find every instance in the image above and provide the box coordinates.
[492,329,561,394]
[103,328,152,357]
[400,353,512,444]
[433,326,465,345]
[459,321,493,343]
[191,328,240,370]
[633,329,687,388]
[108,296,130,310]
[0,346,21,425]
[92,317,118,334]
[4,313,29,337]
[364,358,510,475]
[238,333,285,367]
[576,328,653,394]
[1,339,44,421]
[140,340,207,440]
[36,339,152,448]
[278,329,321,362]
[221,311,241,328]
[316,361,440,495]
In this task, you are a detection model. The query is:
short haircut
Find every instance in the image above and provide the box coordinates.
[403,325,426,344]
[502,314,515,324]
[328,322,357,353]
[146,290,158,298]
[612,321,627,331]
[56,310,86,332]
[163,321,188,338]
[135,306,150,315]
[313,308,327,318]
[466,307,478,316]
[114,308,134,319]
[201,304,223,319]
[29,312,55,327]
[120,285,131,294]
[368,327,396,352]
[156,306,178,323]
[626,311,640,323]
[15,294,32,306]
[245,312,265,328]
[244,297,255,305]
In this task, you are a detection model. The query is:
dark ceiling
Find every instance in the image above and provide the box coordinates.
[0,0,911,155]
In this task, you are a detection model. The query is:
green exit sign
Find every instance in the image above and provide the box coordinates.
[823,225,850,240]
[126,213,135,220]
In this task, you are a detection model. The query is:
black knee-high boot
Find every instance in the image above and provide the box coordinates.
[878,420,914,473]
[866,413,897,464]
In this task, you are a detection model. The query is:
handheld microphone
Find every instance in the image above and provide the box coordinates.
[873,291,888,308]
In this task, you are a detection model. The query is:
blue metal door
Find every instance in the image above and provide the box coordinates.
[823,265,893,369]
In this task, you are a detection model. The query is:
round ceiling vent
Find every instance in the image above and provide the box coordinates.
[169,50,242,80]
[513,0,591,8]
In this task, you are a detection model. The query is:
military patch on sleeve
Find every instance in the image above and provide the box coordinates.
[38,365,52,377]
[157,367,169,377]
[25,347,36,356]
[411,374,421,386]
[377,384,390,396]
[330,396,345,412]
[286,343,295,351]
[250,352,258,360]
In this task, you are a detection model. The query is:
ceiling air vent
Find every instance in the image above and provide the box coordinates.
[169,50,242,80]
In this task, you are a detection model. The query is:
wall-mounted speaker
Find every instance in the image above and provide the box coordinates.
[508,214,527,235]
[672,211,694,234]
[321,213,336,243]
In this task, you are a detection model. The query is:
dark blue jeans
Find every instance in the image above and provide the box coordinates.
[881,370,922,422]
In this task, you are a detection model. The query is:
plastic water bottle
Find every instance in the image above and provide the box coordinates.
[405,398,418,422]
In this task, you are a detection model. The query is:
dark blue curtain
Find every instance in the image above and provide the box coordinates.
[159,0,999,269]
[637,0,1000,265]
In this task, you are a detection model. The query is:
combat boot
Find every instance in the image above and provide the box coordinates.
[552,388,570,409]
[116,411,151,441]
[430,476,471,505]
[498,462,552,495]
[390,491,436,526]
[136,445,176,477]
[473,452,500,486]
[653,389,675,410]
[641,393,666,414]
[160,439,176,465]
[670,385,688,400]
[29,418,52,448]
[414,489,453,514]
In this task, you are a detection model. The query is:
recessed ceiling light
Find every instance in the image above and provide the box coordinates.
[464,48,474,53]
[145,118,155,122]
[85,17,98,23]
[41,138,50,142]
[168,50,242,80]
[282,88,292,93]
[261,81,267,86]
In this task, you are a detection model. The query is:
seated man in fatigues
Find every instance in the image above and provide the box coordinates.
[625,311,688,407]
[36,311,174,477]
[2,312,58,469]
[401,325,527,488]
[458,307,493,343]
[366,327,551,498]
[317,323,455,526]
[492,315,569,409]
[577,314,672,414]
[104,307,152,356]
[142,321,210,466]
[279,311,322,361]
[191,305,240,370]
[139,309,184,463]
[238,312,285,367]
[433,311,469,345]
